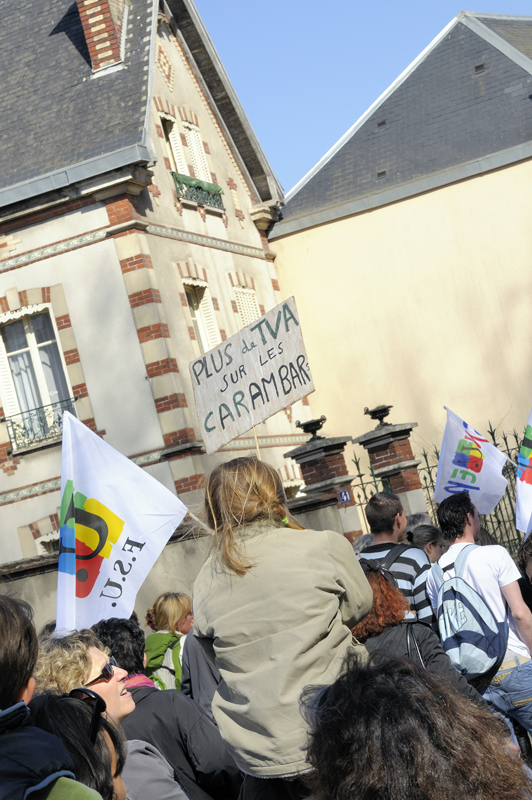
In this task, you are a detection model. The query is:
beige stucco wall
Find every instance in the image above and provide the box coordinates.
[4,535,210,634]
[272,159,532,454]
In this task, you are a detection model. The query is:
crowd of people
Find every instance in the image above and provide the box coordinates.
[2,456,532,799]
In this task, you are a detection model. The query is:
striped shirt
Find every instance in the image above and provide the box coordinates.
[362,542,433,624]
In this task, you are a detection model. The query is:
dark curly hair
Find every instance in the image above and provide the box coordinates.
[518,535,532,574]
[301,654,530,800]
[92,617,145,676]
[436,491,476,543]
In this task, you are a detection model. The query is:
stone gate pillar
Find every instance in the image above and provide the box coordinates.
[284,416,363,541]
[352,406,428,515]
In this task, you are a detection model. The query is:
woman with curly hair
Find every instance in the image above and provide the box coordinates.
[193,456,372,800]
[302,655,532,800]
[352,559,486,707]
[144,592,193,690]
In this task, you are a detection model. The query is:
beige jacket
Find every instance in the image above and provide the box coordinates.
[193,521,372,778]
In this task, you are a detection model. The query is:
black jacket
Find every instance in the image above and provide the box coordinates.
[0,702,75,800]
[364,621,488,708]
[122,686,242,800]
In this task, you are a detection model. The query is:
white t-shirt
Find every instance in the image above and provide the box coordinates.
[426,542,529,659]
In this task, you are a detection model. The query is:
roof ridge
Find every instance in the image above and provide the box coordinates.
[285,14,462,201]
[465,11,532,22]
[461,13,532,76]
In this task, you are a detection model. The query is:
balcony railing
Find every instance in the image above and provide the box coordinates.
[172,172,225,210]
[3,398,76,453]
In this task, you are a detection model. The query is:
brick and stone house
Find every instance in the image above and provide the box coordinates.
[270,12,532,450]
[0,0,310,617]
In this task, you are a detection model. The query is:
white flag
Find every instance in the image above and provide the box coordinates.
[57,412,187,632]
[434,408,507,514]
[516,408,532,534]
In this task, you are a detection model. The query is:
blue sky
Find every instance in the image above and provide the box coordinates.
[193,2,532,194]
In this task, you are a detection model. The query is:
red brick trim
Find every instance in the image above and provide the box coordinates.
[128,288,161,308]
[188,326,196,340]
[42,287,51,303]
[146,358,179,377]
[64,349,80,365]
[56,314,72,330]
[104,196,139,225]
[176,262,208,283]
[155,393,187,413]
[0,297,8,313]
[163,428,196,447]
[120,254,154,274]
[174,474,204,493]
[137,323,170,343]
[0,197,95,238]
[271,278,280,292]
[18,290,28,307]
[80,418,106,437]
[72,383,88,399]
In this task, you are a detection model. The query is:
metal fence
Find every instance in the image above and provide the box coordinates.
[352,425,524,553]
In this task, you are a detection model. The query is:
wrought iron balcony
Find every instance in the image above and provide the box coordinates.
[3,398,76,453]
[172,172,225,210]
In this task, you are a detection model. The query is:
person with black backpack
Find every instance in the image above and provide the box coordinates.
[361,492,434,624]
[426,491,532,733]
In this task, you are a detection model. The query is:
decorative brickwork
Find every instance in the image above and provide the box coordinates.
[302,396,310,406]
[271,278,280,292]
[0,297,8,313]
[146,358,179,377]
[42,287,51,303]
[210,172,217,185]
[18,290,28,307]
[72,383,89,399]
[0,441,21,476]
[128,288,162,308]
[227,177,237,190]
[212,297,219,311]
[55,314,72,330]
[180,133,187,148]
[163,428,196,447]
[105,196,139,225]
[75,0,125,71]
[163,157,171,171]
[180,292,188,307]
[203,141,210,155]
[176,262,207,283]
[259,305,265,315]
[174,474,204,493]
[231,300,238,314]
[220,329,227,341]
[188,326,196,340]
[227,270,255,291]
[119,254,154,274]
[64,349,80,365]
[155,393,187,413]
[156,44,174,89]
[137,323,170,343]
[155,124,164,139]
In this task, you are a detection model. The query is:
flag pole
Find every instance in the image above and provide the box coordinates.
[253,426,262,460]
[186,511,213,534]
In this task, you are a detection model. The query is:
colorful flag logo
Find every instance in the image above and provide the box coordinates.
[434,408,507,515]
[516,412,532,534]
[56,412,187,633]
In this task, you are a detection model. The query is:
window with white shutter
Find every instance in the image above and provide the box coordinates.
[161,117,187,175]
[183,123,211,182]
[234,287,261,327]
[183,280,221,354]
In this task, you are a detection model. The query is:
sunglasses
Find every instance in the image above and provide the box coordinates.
[85,656,117,688]
[69,687,107,744]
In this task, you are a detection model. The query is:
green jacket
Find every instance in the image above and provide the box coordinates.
[144,631,183,690]
[32,777,102,799]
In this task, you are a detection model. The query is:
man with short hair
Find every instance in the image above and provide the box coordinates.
[426,491,532,731]
[92,617,242,800]
[0,595,93,798]
[362,491,433,623]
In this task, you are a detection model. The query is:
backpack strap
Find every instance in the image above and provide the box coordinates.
[431,560,445,592]
[454,544,479,578]
[380,544,411,571]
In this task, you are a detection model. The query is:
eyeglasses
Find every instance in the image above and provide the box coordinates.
[84,656,117,688]
[69,687,107,744]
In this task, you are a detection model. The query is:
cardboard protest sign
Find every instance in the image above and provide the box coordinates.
[190,297,314,454]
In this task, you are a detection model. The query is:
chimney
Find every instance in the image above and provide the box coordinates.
[77,0,127,72]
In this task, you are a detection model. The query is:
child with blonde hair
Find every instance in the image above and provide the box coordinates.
[144,592,193,690]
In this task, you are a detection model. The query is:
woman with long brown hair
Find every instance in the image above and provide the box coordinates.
[193,456,372,800]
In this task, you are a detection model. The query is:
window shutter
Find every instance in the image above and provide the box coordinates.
[234,287,261,327]
[169,124,187,175]
[184,125,211,182]
[199,287,222,350]
[0,335,20,417]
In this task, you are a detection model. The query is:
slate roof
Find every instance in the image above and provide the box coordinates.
[271,12,532,238]
[0,0,156,209]
[0,0,282,212]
